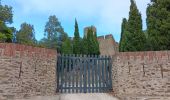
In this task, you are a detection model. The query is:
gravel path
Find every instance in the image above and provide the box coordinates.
[15,93,119,100]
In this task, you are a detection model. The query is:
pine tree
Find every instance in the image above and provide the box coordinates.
[146,0,170,50]
[125,0,146,51]
[119,18,128,52]
[44,15,67,52]
[73,19,81,54]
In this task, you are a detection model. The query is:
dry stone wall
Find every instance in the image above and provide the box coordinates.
[0,43,57,100]
[112,51,170,99]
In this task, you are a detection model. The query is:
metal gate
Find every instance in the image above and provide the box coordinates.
[56,54,112,93]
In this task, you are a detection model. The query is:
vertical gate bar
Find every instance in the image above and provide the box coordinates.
[61,54,64,93]
[64,54,67,93]
[92,55,95,93]
[72,54,76,93]
[76,54,79,93]
[108,56,112,90]
[95,55,98,92]
[68,54,71,93]
[101,55,105,92]
[87,55,91,93]
[80,54,82,93]
[63,55,65,93]
[84,55,87,93]
[98,55,101,92]
[105,55,109,92]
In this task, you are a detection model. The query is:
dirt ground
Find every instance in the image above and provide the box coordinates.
[14,93,119,100]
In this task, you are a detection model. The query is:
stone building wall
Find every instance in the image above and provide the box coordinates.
[0,43,57,100]
[98,34,118,56]
[112,51,170,99]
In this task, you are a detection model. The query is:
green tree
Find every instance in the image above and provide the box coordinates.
[119,18,128,52]
[125,0,146,51]
[81,37,88,55]
[93,31,100,55]
[44,15,67,51]
[0,1,13,42]
[146,0,170,50]
[16,22,36,45]
[0,0,13,24]
[73,19,81,54]
[0,21,12,42]
[61,37,72,54]
[86,27,100,55]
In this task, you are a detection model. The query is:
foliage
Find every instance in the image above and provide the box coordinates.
[61,37,73,54]
[120,0,146,52]
[0,21,12,42]
[73,19,81,54]
[0,1,13,24]
[146,0,170,50]
[86,27,100,55]
[81,37,88,54]
[44,15,67,52]
[119,18,128,52]
[16,22,36,45]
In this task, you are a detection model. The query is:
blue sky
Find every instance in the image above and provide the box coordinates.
[2,0,150,42]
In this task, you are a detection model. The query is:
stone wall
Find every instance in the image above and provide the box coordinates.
[98,34,118,56]
[112,51,170,99]
[0,43,57,100]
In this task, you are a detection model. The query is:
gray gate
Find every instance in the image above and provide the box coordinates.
[56,54,112,93]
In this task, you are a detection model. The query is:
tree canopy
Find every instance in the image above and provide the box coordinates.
[16,23,36,45]
[0,1,13,24]
[146,0,170,50]
[0,1,13,42]
[43,15,67,51]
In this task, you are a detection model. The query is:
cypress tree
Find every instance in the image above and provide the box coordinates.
[73,19,81,54]
[81,37,88,55]
[93,31,100,55]
[86,27,100,55]
[126,0,146,51]
[119,18,128,52]
[146,0,170,50]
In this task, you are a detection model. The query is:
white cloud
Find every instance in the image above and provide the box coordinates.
[14,0,150,41]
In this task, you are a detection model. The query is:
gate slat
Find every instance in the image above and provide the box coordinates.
[64,54,68,93]
[92,55,95,93]
[76,54,79,93]
[72,54,75,93]
[84,55,87,93]
[68,54,71,93]
[79,54,82,93]
[61,54,64,93]
[94,55,98,92]
[108,56,112,90]
[87,55,91,93]
[98,55,102,92]
[101,55,105,92]
[105,55,109,92]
